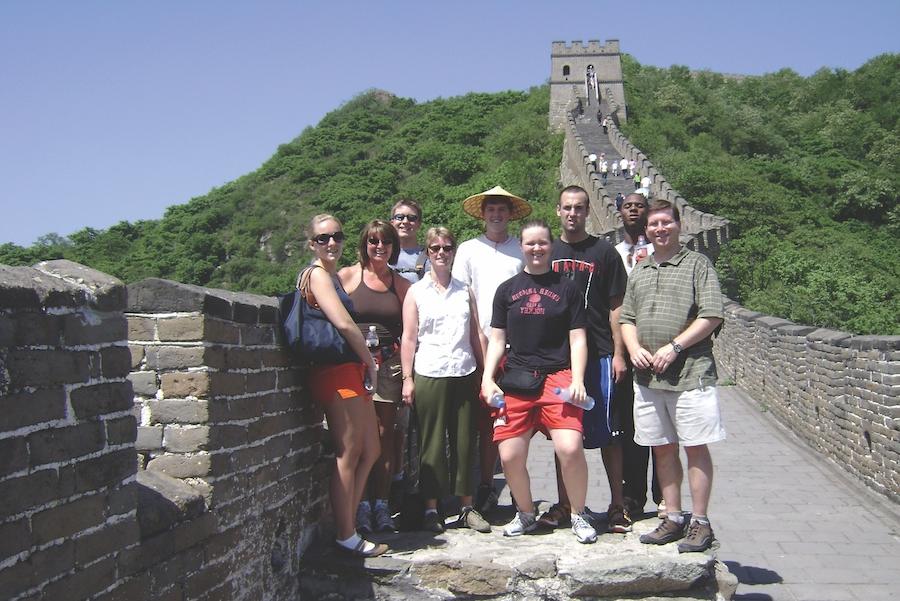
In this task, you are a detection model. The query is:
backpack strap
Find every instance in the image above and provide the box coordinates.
[414,249,428,280]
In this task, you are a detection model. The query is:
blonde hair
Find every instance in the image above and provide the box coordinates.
[306,214,342,238]
[424,226,456,248]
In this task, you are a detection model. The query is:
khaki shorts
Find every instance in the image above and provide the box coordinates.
[633,384,726,447]
[373,357,402,403]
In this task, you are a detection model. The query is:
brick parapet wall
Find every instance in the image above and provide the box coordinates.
[1,265,330,600]
[714,300,900,501]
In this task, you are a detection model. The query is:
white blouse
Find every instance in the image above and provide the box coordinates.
[411,275,478,378]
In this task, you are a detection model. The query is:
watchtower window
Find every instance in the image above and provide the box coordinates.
[562,65,570,76]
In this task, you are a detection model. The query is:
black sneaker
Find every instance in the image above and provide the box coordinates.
[475,483,499,514]
[422,511,445,534]
[677,520,714,553]
[639,517,685,545]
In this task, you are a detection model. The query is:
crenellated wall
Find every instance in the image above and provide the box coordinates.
[0,262,332,601]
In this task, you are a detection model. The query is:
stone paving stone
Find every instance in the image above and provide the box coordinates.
[787,582,856,600]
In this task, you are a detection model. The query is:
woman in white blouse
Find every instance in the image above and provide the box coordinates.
[400,226,490,534]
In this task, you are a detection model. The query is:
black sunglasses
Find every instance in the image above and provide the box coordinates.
[313,231,345,245]
[391,214,420,223]
[428,244,455,253]
[368,237,393,246]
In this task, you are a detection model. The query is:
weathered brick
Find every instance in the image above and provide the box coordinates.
[164,425,210,452]
[225,348,260,370]
[41,555,116,601]
[117,528,176,576]
[264,434,292,461]
[217,396,262,421]
[208,372,245,398]
[144,345,205,370]
[28,421,104,466]
[136,425,164,450]
[75,517,139,567]
[148,399,209,424]
[128,315,157,341]
[0,436,28,476]
[12,311,62,346]
[260,391,295,414]
[0,557,35,600]
[107,481,138,516]
[208,424,247,450]
[260,349,293,368]
[6,349,90,388]
[246,371,276,393]
[204,319,239,344]
[107,414,137,445]
[63,312,126,345]
[70,381,133,419]
[160,371,210,398]
[93,573,151,601]
[203,527,239,562]
[147,453,211,478]
[240,324,274,345]
[32,493,106,544]
[157,315,204,341]
[75,448,136,492]
[128,371,158,396]
[172,511,216,552]
[129,344,146,368]
[249,414,298,443]
[30,539,75,585]
[102,346,133,378]
[0,517,31,562]
[183,560,231,600]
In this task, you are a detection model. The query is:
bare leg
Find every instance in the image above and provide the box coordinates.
[478,405,499,487]
[601,445,625,507]
[652,443,682,515]
[553,455,570,507]
[497,433,533,513]
[549,429,589,514]
[323,395,380,540]
[371,402,397,500]
[684,444,713,517]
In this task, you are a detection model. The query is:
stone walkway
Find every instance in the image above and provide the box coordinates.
[506,386,900,601]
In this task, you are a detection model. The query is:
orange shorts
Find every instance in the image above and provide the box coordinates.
[307,362,370,403]
[492,370,583,442]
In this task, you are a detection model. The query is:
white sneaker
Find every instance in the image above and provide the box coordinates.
[502,512,537,537]
[356,501,372,534]
[373,502,396,533]
[571,512,598,544]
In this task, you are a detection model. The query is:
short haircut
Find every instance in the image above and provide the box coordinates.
[424,226,456,248]
[307,213,341,238]
[621,193,647,209]
[391,198,422,220]
[358,219,401,266]
[559,185,590,206]
[482,196,513,213]
[519,218,552,239]
[647,199,681,223]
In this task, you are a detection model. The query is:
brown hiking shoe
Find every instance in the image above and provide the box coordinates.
[639,517,685,545]
[537,503,571,529]
[607,504,633,533]
[677,520,714,553]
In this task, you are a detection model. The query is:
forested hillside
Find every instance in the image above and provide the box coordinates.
[621,54,899,334]
[2,55,897,334]
[0,87,562,295]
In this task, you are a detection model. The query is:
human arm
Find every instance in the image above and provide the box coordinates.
[467,287,485,371]
[649,317,724,374]
[400,286,419,405]
[480,327,507,403]
[568,327,588,406]
[308,266,377,388]
[609,294,626,383]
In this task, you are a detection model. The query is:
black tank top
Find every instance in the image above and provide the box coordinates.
[348,271,402,343]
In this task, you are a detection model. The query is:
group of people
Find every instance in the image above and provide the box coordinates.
[302,184,726,559]
[589,153,637,186]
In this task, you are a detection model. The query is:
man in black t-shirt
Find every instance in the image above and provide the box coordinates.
[542,185,632,534]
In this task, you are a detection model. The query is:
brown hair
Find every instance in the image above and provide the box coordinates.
[424,226,456,249]
[647,199,680,223]
[391,198,423,221]
[559,185,590,206]
[357,219,401,267]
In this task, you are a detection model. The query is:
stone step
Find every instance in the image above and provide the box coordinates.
[299,510,737,600]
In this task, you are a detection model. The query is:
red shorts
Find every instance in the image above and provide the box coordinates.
[307,362,370,403]
[492,369,583,442]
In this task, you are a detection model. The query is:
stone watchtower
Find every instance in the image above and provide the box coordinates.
[549,39,627,130]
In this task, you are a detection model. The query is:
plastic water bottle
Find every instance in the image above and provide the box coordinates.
[554,387,595,411]
[364,326,379,392]
[487,392,506,409]
[634,235,649,264]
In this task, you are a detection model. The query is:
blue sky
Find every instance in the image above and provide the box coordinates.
[1,0,897,246]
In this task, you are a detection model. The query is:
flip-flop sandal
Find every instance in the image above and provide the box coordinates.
[335,538,388,558]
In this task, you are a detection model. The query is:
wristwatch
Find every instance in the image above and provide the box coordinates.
[671,340,684,354]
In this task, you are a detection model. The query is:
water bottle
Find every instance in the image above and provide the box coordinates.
[554,387,595,411]
[364,326,379,393]
[634,235,649,264]
[487,392,506,409]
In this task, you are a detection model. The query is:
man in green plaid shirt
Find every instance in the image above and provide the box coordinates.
[620,199,726,554]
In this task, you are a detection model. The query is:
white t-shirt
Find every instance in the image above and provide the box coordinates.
[452,234,523,335]
[615,238,655,276]
[409,275,477,377]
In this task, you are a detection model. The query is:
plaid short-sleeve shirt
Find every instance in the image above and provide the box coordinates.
[620,247,724,391]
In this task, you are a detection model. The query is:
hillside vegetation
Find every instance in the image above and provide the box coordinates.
[621,54,899,334]
[0,87,562,295]
[2,55,897,334]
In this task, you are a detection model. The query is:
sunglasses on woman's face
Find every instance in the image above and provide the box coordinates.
[313,231,345,245]
[367,237,393,246]
[428,244,455,253]
[391,214,419,223]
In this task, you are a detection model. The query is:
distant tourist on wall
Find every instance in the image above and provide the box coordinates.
[302,214,386,558]
[620,199,726,554]
[600,159,609,184]
[620,158,629,179]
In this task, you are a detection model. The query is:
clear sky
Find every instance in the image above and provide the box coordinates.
[1,0,897,246]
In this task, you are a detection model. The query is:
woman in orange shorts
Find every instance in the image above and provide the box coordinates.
[481,219,598,544]
[303,214,385,557]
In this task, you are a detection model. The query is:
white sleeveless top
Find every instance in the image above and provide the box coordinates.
[411,275,478,378]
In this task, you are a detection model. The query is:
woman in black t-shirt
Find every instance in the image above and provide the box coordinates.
[481,220,598,544]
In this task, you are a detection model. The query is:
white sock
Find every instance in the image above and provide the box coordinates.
[336,533,375,553]
[668,512,685,524]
